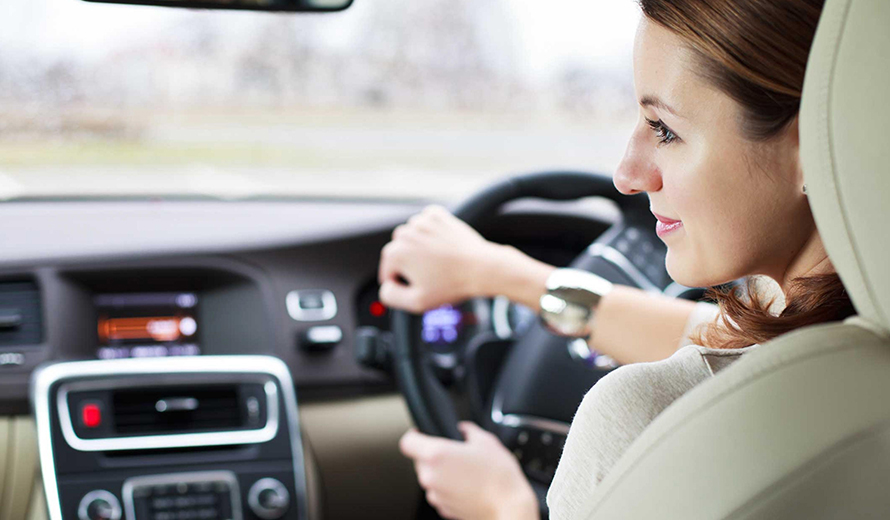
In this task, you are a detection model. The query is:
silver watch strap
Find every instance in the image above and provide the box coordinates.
[539,269,613,337]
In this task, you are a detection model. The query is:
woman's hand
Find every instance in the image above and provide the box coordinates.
[378,205,502,313]
[400,421,540,520]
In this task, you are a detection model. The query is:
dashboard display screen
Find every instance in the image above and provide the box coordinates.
[421,304,463,345]
[95,292,200,359]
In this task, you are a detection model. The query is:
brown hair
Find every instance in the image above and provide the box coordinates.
[640,0,857,348]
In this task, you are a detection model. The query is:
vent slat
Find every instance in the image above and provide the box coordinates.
[111,385,246,435]
[0,281,42,346]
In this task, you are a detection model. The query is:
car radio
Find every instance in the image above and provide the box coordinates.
[31,356,307,520]
[94,292,202,360]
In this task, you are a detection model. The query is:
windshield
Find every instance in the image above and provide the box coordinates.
[0,0,639,201]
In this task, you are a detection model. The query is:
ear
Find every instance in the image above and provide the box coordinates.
[784,114,804,189]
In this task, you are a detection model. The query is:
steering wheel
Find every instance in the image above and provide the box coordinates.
[391,171,672,511]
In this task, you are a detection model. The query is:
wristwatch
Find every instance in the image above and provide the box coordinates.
[539,268,613,338]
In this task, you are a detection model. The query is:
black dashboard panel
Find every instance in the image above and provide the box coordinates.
[0,198,619,414]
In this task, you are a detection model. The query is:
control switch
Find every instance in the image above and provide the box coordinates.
[248,478,290,520]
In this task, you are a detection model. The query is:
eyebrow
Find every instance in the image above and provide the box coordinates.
[639,95,683,118]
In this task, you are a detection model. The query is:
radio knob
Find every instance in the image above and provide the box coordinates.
[248,478,290,519]
[77,490,122,520]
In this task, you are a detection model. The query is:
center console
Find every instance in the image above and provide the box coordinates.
[31,356,308,520]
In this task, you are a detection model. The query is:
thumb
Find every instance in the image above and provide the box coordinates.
[457,421,489,442]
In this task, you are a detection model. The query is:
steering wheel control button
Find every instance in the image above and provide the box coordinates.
[516,431,529,446]
[509,428,567,483]
[301,325,343,351]
[78,490,122,520]
[248,478,290,520]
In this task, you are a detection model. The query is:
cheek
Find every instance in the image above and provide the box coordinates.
[660,151,770,286]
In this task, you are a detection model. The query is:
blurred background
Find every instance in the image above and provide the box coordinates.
[0,0,640,201]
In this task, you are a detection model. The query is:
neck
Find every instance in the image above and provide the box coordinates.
[775,232,833,296]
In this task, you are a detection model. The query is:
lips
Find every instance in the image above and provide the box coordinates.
[652,212,680,224]
[652,212,683,238]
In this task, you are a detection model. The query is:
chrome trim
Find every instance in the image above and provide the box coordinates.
[587,243,662,293]
[77,489,121,520]
[122,471,242,520]
[248,478,290,520]
[490,392,571,436]
[304,325,343,344]
[567,337,593,363]
[286,290,337,321]
[491,296,513,340]
[56,375,279,452]
[32,355,311,520]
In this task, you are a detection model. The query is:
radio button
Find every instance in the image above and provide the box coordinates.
[248,478,290,519]
[78,490,122,520]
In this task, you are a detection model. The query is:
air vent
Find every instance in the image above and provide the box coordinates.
[111,384,258,435]
[0,280,42,347]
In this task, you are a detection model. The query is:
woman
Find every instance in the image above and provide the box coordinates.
[378,0,856,518]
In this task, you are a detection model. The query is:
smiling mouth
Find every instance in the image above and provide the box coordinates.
[652,212,683,238]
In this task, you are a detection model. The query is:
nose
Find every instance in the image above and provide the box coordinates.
[613,124,662,195]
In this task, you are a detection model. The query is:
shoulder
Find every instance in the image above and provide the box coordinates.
[579,346,716,423]
[548,347,720,515]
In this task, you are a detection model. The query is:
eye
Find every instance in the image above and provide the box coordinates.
[645,118,680,146]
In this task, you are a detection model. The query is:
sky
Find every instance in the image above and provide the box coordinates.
[0,0,641,81]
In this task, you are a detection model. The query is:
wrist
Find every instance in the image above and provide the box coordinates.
[495,480,540,520]
[474,244,555,309]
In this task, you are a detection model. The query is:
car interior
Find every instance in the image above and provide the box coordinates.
[0,0,887,519]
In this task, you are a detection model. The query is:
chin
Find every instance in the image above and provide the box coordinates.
[664,248,729,289]
[665,253,697,287]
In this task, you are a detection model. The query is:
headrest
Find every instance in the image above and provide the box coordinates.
[800,0,890,334]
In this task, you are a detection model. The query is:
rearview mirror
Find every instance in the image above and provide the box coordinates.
[82,0,352,12]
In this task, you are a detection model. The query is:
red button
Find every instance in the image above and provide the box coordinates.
[370,301,387,318]
[82,403,102,428]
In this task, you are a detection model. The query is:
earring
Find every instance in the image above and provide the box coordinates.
[802,184,808,195]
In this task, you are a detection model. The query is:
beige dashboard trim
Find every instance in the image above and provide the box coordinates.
[0,417,40,520]
[299,394,420,520]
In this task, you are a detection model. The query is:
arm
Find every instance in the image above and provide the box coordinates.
[383,208,698,365]
[474,243,698,363]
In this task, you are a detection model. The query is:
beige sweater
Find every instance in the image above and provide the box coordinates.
[546,302,757,520]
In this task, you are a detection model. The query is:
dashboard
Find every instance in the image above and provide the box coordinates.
[0,197,620,415]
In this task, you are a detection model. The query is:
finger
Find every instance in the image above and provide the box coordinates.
[438,507,459,520]
[457,421,487,441]
[407,212,437,234]
[377,254,397,287]
[378,242,404,284]
[415,463,435,489]
[399,428,428,459]
[392,224,407,240]
[425,490,442,508]
[424,204,451,217]
[379,281,420,311]
[399,428,455,462]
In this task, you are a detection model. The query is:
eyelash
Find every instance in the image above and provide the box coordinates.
[645,118,680,146]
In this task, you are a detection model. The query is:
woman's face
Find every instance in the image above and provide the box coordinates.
[615,18,815,289]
